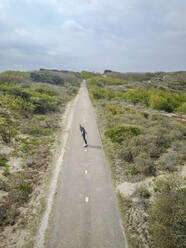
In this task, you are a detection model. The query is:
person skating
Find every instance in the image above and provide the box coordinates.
[79,124,88,147]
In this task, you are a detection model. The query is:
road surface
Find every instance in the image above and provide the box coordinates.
[47,81,126,248]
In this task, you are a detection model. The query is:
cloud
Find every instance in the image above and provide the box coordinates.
[0,0,186,72]
[62,20,87,33]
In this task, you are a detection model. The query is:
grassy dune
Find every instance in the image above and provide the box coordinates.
[87,71,186,248]
[0,69,80,246]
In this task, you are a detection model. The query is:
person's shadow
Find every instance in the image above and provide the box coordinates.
[88,144,102,149]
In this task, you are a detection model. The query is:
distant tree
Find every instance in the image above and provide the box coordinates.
[30,72,64,86]
[104,69,112,74]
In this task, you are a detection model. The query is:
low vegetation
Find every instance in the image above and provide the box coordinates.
[149,175,186,248]
[88,76,127,86]
[81,70,101,79]
[105,126,141,143]
[104,71,157,81]
[88,83,186,113]
[87,71,186,247]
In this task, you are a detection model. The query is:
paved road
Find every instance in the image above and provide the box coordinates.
[47,82,126,248]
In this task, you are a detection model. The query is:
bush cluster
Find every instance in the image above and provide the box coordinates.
[0,84,59,115]
[0,118,16,143]
[135,152,155,175]
[0,70,29,85]
[103,71,157,81]
[0,155,8,167]
[137,186,151,199]
[88,77,186,113]
[89,86,115,100]
[81,71,100,79]
[30,72,64,85]
[176,102,186,114]
[149,175,186,248]
[88,76,127,86]
[120,88,186,113]
[105,126,141,143]
[105,104,123,115]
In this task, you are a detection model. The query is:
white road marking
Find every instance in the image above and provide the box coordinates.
[85,197,89,202]
[85,170,88,175]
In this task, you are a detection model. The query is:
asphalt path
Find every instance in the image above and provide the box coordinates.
[47,81,126,248]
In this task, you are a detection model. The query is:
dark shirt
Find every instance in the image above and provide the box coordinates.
[80,126,86,136]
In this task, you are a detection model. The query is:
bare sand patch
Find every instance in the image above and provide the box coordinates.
[0,145,13,155]
[8,157,23,173]
[117,177,153,198]
[181,164,186,177]
[0,190,8,201]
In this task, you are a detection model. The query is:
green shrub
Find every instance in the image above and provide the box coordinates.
[35,87,58,96]
[0,111,10,119]
[0,82,61,115]
[0,71,29,86]
[118,146,134,163]
[0,155,9,177]
[105,105,123,115]
[1,94,35,116]
[15,137,40,153]
[105,126,141,143]
[145,142,162,158]
[89,76,127,86]
[0,118,17,143]
[30,91,58,114]
[172,141,186,159]
[90,86,115,100]
[121,88,149,105]
[137,186,151,199]
[125,165,138,175]
[91,87,106,99]
[140,112,149,119]
[118,87,186,113]
[124,107,136,114]
[0,85,31,100]
[152,174,182,194]
[81,71,100,79]
[17,184,32,196]
[15,137,39,146]
[0,156,8,167]
[176,102,186,114]
[66,86,78,96]
[149,95,171,112]
[158,152,181,171]
[144,72,156,80]
[23,127,52,136]
[150,127,172,148]
[103,71,156,81]
[2,167,10,177]
[135,153,155,175]
[30,72,64,86]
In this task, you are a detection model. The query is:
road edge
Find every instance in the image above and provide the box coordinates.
[86,81,129,248]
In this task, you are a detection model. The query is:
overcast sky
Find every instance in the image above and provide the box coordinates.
[0,0,186,73]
